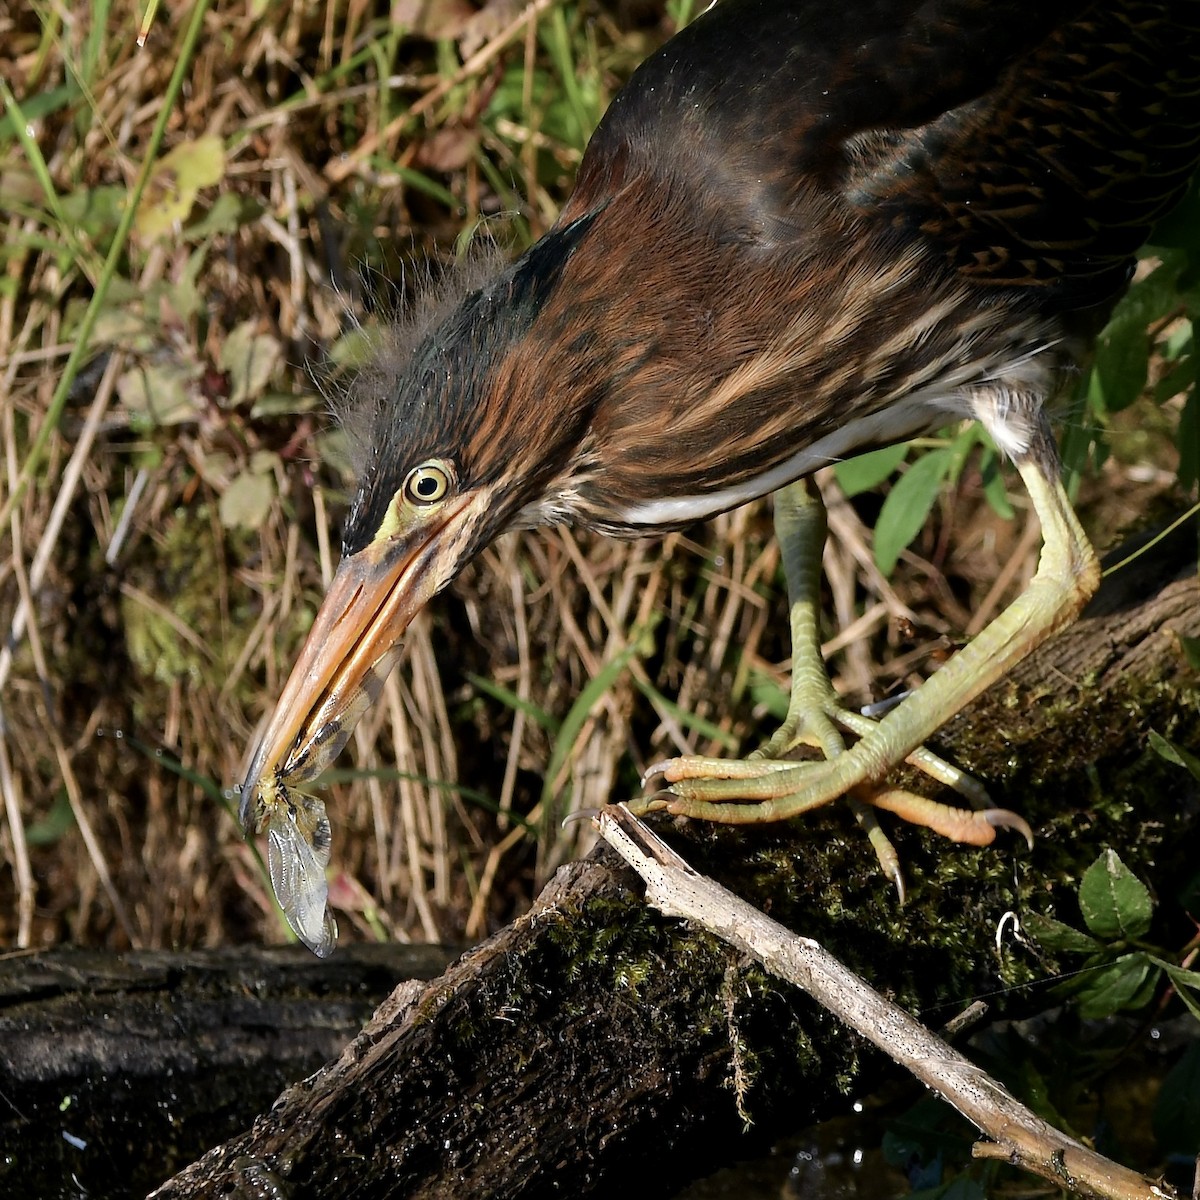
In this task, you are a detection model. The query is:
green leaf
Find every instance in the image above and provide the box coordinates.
[1154,351,1195,404]
[25,791,76,846]
[59,185,128,245]
[1153,1040,1200,1155]
[136,134,227,241]
[748,670,790,721]
[1011,1057,1070,1128]
[1073,953,1156,1019]
[1150,175,1200,251]
[834,443,909,497]
[251,392,321,420]
[1108,251,1186,329]
[1086,253,1190,419]
[1078,849,1154,940]
[185,190,253,239]
[979,450,1015,520]
[218,470,275,530]
[881,1093,967,1175]
[873,447,952,575]
[1022,911,1104,955]
[1089,325,1149,413]
[219,321,282,406]
[1059,383,1102,489]
[1149,729,1200,782]
[0,81,77,142]
[118,360,201,427]
[943,422,982,485]
[1156,960,1200,1024]
[666,0,702,27]
[1179,635,1200,672]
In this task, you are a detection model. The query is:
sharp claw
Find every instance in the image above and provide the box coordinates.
[849,793,906,904]
[641,760,673,787]
[859,689,913,719]
[983,808,1034,850]
[561,807,603,829]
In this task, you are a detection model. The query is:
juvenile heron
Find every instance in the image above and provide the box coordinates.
[240,0,1200,953]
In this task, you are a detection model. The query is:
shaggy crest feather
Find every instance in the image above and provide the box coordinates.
[324,235,512,478]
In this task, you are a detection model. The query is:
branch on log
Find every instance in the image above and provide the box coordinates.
[596,804,1175,1200]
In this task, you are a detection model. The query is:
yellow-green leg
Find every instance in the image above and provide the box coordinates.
[637,440,1093,843]
[746,479,905,885]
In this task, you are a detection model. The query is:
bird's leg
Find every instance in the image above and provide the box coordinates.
[638,426,1096,845]
[746,479,906,884]
[753,477,852,763]
[747,479,989,801]
[766,479,1021,850]
[638,476,1026,851]
[741,478,1004,881]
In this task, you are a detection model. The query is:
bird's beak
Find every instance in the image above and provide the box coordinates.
[239,499,475,829]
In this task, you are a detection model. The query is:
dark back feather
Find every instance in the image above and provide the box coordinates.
[563,0,1200,306]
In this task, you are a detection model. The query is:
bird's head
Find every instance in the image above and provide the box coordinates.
[239,212,605,826]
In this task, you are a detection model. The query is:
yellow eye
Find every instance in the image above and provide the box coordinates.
[403,462,451,506]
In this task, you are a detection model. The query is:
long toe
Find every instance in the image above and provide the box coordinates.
[864,789,1033,848]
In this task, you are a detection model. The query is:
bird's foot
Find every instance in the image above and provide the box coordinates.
[626,475,1041,893]
[635,699,1031,849]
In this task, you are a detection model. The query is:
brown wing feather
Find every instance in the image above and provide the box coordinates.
[848,0,1200,299]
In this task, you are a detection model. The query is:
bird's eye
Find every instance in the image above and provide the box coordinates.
[402,462,452,506]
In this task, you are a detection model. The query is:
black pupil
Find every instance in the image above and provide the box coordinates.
[415,473,439,498]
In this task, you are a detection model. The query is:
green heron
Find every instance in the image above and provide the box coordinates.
[240,0,1200,953]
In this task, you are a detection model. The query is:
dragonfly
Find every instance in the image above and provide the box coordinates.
[241,771,338,957]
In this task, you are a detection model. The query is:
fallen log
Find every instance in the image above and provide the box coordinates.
[0,944,457,1197]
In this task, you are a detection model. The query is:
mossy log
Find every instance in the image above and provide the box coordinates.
[31,521,1200,1200]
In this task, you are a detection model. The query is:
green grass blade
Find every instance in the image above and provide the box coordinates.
[539,635,646,815]
[466,672,560,734]
[630,674,740,751]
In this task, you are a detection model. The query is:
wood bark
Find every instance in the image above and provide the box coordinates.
[10,520,1199,1200]
[0,945,456,1197]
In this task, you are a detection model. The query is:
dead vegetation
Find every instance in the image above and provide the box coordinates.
[0,0,1188,955]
